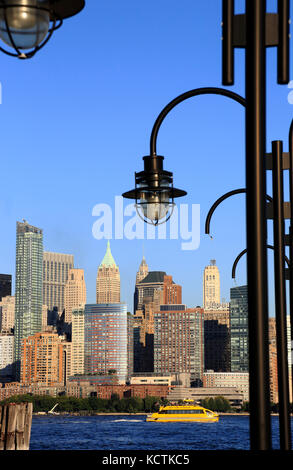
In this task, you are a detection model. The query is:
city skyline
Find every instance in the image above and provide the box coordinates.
[1,218,280,316]
[2,218,246,314]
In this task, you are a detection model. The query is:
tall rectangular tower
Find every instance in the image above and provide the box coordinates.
[230,285,249,372]
[71,306,85,377]
[96,241,120,304]
[154,306,204,384]
[21,331,64,386]
[14,221,43,380]
[203,260,221,309]
[43,252,74,313]
[64,268,86,324]
[84,303,128,383]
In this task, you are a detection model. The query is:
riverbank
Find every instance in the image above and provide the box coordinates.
[33,411,290,417]
[34,411,250,416]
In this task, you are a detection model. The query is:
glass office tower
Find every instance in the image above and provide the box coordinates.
[84,303,128,383]
[14,221,43,380]
[230,285,249,372]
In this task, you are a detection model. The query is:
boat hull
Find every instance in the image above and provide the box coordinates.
[146,415,219,423]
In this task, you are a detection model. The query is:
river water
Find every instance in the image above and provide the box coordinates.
[29,414,293,450]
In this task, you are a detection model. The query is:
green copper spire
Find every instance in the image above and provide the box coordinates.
[100,240,117,267]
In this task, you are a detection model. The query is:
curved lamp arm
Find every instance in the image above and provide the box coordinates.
[205,188,273,237]
[232,244,290,279]
[149,87,246,155]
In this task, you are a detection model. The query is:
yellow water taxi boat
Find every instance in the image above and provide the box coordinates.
[146,401,219,423]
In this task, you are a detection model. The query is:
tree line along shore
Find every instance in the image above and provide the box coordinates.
[1,394,290,414]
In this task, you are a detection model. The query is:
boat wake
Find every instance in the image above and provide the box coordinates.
[111,419,144,423]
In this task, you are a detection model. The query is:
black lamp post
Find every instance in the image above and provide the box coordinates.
[122,0,291,451]
[0,0,85,59]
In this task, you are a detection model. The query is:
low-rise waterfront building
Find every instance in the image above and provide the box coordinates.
[167,386,244,408]
[203,371,249,402]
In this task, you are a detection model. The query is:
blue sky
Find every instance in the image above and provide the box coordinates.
[0,0,292,314]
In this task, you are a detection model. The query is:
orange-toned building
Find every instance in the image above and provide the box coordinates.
[163,275,182,305]
[21,332,64,386]
[94,384,170,400]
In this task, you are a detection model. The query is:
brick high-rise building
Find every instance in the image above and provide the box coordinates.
[133,273,182,373]
[96,241,120,304]
[21,331,64,386]
[163,275,182,305]
[154,305,204,384]
[64,268,86,324]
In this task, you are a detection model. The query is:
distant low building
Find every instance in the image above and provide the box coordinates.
[167,386,244,408]
[203,371,249,402]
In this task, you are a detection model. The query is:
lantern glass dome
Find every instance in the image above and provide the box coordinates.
[122,155,187,226]
[0,0,50,50]
[137,189,174,225]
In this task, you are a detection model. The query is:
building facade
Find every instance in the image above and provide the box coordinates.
[230,285,249,372]
[71,307,85,377]
[14,221,43,380]
[0,295,15,332]
[0,274,12,301]
[64,268,86,324]
[204,306,230,372]
[96,241,120,304]
[133,273,182,373]
[203,260,221,309]
[134,271,165,312]
[84,303,128,384]
[21,331,64,386]
[203,371,249,402]
[154,306,204,384]
[43,252,74,314]
[0,333,14,382]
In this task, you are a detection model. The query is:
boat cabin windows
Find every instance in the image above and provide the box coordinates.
[159,409,207,415]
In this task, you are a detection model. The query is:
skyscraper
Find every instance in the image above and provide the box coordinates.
[204,306,230,372]
[21,331,64,386]
[14,221,43,380]
[96,241,120,304]
[43,251,74,313]
[230,285,249,372]
[71,307,85,377]
[203,260,221,309]
[84,303,128,383]
[64,268,86,324]
[134,271,166,312]
[134,256,149,312]
[133,273,182,373]
[0,274,12,301]
[154,305,204,384]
